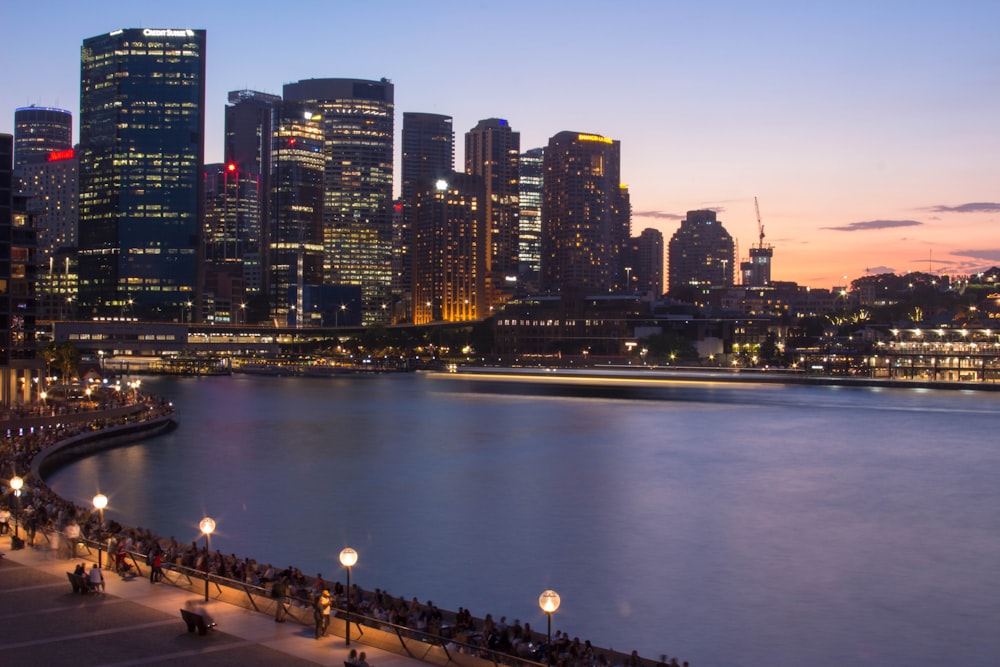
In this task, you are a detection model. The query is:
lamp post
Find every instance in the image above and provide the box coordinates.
[200,517,215,601]
[339,547,358,645]
[9,475,23,541]
[92,493,107,568]
[538,589,561,649]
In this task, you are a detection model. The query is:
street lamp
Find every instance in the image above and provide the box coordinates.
[539,589,561,648]
[9,475,23,542]
[93,493,108,568]
[200,517,215,601]
[339,547,358,645]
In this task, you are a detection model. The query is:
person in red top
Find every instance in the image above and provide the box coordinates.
[150,551,164,583]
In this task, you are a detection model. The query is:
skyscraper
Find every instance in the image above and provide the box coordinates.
[517,147,543,290]
[412,173,486,325]
[667,210,735,293]
[269,104,325,324]
[283,78,394,325]
[542,131,629,293]
[77,28,206,320]
[400,112,453,321]
[224,90,281,320]
[465,119,520,305]
[624,227,664,295]
[13,106,72,173]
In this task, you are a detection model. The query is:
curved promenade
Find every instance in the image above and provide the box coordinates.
[2,398,683,667]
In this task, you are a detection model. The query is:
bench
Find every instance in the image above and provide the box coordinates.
[180,608,216,635]
[67,572,92,594]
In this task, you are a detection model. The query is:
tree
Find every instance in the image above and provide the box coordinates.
[42,342,81,383]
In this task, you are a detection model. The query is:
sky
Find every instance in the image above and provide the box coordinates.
[2,0,998,290]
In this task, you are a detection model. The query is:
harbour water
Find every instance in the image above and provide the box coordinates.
[44,373,1000,667]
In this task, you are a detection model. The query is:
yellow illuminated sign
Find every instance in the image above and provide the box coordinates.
[577,133,613,144]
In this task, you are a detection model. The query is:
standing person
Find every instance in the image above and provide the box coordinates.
[313,589,332,639]
[89,562,105,594]
[150,551,163,583]
[0,506,9,534]
[273,576,289,622]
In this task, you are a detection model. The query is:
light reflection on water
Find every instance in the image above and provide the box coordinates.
[45,374,1000,667]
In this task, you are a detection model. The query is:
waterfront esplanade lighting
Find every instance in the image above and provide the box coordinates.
[339,547,358,645]
[93,493,108,567]
[9,475,24,540]
[200,517,216,601]
[539,589,561,647]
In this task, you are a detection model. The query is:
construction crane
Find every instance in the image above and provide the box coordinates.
[754,196,765,249]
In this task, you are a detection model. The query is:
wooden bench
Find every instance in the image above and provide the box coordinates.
[67,571,92,594]
[180,608,216,635]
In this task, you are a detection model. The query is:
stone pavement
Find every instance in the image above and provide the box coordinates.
[0,533,431,667]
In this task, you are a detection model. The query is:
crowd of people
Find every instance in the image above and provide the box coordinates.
[1,390,687,667]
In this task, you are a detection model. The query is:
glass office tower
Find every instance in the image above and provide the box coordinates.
[77,28,206,320]
[283,78,394,326]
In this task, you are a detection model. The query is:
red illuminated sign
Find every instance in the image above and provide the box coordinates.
[47,149,75,162]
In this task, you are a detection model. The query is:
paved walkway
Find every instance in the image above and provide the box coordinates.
[0,533,430,667]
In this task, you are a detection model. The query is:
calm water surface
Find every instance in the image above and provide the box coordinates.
[46,374,1000,667]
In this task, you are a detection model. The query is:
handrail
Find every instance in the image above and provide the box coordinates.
[149,560,548,667]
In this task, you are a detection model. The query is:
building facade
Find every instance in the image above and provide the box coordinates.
[465,119,520,306]
[224,89,281,322]
[282,78,394,325]
[399,112,454,322]
[1,134,43,407]
[269,104,325,325]
[517,147,543,291]
[542,131,629,294]
[667,210,735,295]
[13,106,72,173]
[625,227,664,296]
[412,173,486,325]
[77,28,206,321]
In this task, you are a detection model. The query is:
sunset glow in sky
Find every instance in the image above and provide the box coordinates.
[3,0,998,289]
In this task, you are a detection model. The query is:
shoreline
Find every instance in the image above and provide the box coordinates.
[6,399,680,667]
[437,365,1000,392]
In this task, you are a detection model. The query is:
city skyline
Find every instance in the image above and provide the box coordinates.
[3,1,998,290]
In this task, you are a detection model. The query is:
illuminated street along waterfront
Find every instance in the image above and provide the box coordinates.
[45,373,1000,667]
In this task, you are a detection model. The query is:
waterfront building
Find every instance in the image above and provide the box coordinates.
[13,106,72,173]
[412,173,486,324]
[667,210,735,298]
[224,90,282,323]
[623,227,664,296]
[16,149,78,270]
[400,112,454,322]
[542,131,630,294]
[465,119,520,309]
[17,149,79,320]
[517,147,543,291]
[269,104,325,325]
[202,161,259,323]
[77,28,206,321]
[282,78,395,326]
[1,134,43,406]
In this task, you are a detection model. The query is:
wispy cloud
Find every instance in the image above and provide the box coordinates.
[864,266,896,275]
[927,202,1000,214]
[951,249,1000,262]
[822,219,924,232]
[633,210,685,220]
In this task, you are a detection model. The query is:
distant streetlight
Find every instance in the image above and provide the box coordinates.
[538,589,561,648]
[93,493,108,568]
[339,547,358,645]
[9,475,23,542]
[200,517,215,601]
